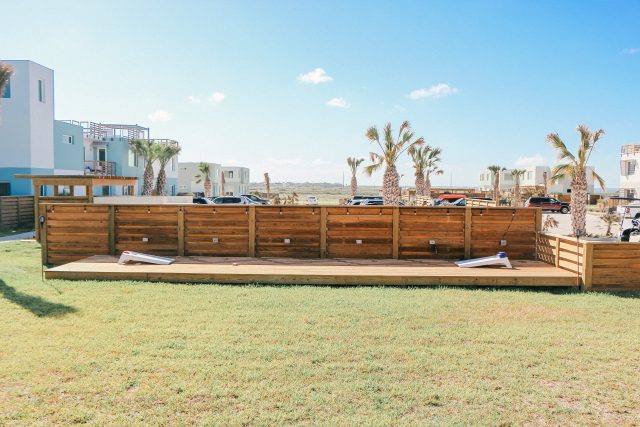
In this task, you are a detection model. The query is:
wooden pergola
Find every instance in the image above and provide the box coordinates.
[15,174,138,240]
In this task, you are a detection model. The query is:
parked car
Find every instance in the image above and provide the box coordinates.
[242,194,271,205]
[346,196,382,205]
[193,197,213,204]
[306,196,319,205]
[211,196,256,205]
[524,197,570,214]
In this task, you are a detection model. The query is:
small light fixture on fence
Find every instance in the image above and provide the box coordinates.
[212,237,219,243]
[284,238,291,244]
[142,237,149,242]
[356,239,363,245]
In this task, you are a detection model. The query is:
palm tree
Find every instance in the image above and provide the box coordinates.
[407,147,429,197]
[546,125,605,237]
[510,169,526,207]
[542,171,548,197]
[0,63,15,122]
[221,172,226,196]
[154,143,181,195]
[264,172,271,200]
[600,210,620,236]
[487,165,506,205]
[346,157,364,196]
[130,139,159,196]
[194,162,212,197]
[364,121,424,205]
[422,146,443,198]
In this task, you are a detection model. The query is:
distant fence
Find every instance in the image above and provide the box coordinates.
[41,204,542,265]
[537,233,640,291]
[466,198,497,207]
[0,196,34,230]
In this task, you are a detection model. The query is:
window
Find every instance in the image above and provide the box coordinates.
[63,134,74,144]
[1,79,10,98]
[527,171,533,180]
[123,186,133,196]
[228,171,234,179]
[0,182,10,196]
[128,149,139,167]
[171,184,176,196]
[38,80,45,102]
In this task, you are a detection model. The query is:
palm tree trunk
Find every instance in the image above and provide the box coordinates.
[155,168,167,196]
[204,176,212,198]
[424,175,432,198]
[571,170,588,237]
[414,172,425,197]
[350,176,357,196]
[493,174,500,205]
[382,165,401,206]
[142,164,154,196]
[513,183,521,207]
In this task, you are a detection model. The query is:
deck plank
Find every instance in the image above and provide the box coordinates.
[45,256,577,287]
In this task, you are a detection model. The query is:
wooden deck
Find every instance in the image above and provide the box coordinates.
[45,256,578,287]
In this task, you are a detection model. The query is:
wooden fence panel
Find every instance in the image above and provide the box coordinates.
[590,243,640,290]
[256,206,321,257]
[0,196,34,230]
[470,208,537,259]
[44,204,110,264]
[184,205,250,256]
[115,205,179,256]
[398,207,465,258]
[327,206,393,258]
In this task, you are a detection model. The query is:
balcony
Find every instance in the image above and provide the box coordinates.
[621,145,640,156]
[84,160,116,176]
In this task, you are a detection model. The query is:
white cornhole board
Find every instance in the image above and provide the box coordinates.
[455,252,512,269]
[117,251,175,265]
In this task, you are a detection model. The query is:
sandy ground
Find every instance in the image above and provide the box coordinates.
[542,212,617,236]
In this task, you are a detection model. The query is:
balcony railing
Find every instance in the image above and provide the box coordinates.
[621,145,640,156]
[84,160,116,176]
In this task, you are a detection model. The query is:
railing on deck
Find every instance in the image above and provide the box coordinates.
[84,160,116,176]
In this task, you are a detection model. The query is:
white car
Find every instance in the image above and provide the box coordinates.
[617,203,640,234]
[306,196,319,205]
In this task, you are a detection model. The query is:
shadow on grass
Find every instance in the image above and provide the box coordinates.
[0,279,77,317]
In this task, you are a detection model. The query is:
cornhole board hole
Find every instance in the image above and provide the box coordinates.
[117,251,175,265]
[455,252,512,269]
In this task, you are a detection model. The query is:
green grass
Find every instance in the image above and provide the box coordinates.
[0,226,33,238]
[1,242,639,425]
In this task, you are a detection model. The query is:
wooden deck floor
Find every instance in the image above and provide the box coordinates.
[45,256,578,287]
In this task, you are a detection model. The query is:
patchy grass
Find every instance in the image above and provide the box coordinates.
[1,241,639,425]
[0,226,33,238]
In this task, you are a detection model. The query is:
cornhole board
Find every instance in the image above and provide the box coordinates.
[117,251,175,265]
[455,252,512,269]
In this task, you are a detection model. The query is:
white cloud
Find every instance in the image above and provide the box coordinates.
[297,68,333,84]
[209,92,226,104]
[265,158,304,166]
[187,95,201,103]
[312,158,333,166]
[515,154,545,167]
[326,97,349,108]
[623,47,640,55]
[147,109,173,122]
[407,83,459,100]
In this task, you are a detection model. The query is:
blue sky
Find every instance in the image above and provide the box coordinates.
[3,0,639,187]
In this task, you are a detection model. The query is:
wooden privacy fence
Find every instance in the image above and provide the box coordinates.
[466,198,497,207]
[0,196,34,230]
[41,204,542,265]
[537,233,640,291]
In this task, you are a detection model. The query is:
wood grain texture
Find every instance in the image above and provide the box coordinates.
[46,256,577,287]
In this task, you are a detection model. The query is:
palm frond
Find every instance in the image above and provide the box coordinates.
[549,163,575,183]
[546,133,576,163]
[591,169,606,190]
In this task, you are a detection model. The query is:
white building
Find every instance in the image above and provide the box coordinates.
[221,166,250,196]
[479,165,595,194]
[178,162,222,196]
[620,144,640,198]
[0,60,85,195]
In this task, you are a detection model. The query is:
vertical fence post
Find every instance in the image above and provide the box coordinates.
[582,242,594,291]
[40,204,48,265]
[320,206,327,259]
[392,207,400,259]
[248,205,256,257]
[554,236,561,268]
[177,206,185,256]
[464,207,472,259]
[108,205,116,255]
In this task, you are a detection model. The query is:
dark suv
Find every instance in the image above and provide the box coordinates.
[524,197,570,214]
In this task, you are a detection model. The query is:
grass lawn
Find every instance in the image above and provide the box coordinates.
[0,226,34,238]
[1,242,639,425]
